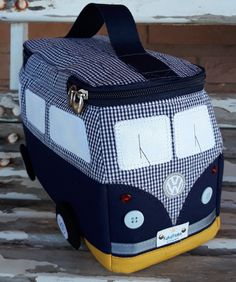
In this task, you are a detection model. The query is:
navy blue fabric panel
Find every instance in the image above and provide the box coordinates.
[216,154,224,215]
[23,125,111,253]
[177,155,223,226]
[107,184,172,243]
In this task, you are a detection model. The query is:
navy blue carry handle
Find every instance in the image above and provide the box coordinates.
[66,3,177,78]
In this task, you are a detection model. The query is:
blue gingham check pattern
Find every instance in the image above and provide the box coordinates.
[19,36,223,224]
[23,36,201,87]
[99,91,222,224]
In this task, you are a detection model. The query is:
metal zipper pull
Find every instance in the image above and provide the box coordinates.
[68,85,88,114]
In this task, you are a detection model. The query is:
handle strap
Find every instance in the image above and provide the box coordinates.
[66,3,177,79]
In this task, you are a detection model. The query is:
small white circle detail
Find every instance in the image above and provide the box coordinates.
[57,214,68,240]
[163,173,185,198]
[201,187,213,205]
[124,210,144,229]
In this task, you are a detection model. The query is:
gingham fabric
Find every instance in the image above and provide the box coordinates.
[20,36,223,224]
[99,91,223,224]
[19,59,106,182]
[23,35,201,87]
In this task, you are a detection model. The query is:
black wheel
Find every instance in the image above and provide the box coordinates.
[20,144,36,181]
[56,203,81,249]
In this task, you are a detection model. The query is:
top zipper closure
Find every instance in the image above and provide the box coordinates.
[22,46,205,114]
[68,70,205,114]
[68,86,89,114]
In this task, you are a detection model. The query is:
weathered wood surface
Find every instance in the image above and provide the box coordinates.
[211,93,236,129]
[0,92,235,281]
[0,248,235,282]
[0,92,21,123]
[0,177,50,201]
[0,197,235,248]
[1,0,236,24]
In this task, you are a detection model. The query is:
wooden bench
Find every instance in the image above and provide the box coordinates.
[1,0,236,90]
[0,1,236,281]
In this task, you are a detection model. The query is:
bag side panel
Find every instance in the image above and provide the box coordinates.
[23,125,111,253]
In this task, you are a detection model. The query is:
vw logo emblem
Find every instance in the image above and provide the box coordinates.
[163,173,185,198]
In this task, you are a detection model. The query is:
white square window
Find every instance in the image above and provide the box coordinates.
[114,115,172,170]
[49,106,91,163]
[25,89,45,133]
[174,105,215,159]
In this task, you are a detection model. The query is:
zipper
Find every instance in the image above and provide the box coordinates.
[22,45,205,113]
[68,86,88,114]
[68,70,205,114]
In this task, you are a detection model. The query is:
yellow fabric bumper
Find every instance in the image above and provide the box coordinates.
[85,216,220,273]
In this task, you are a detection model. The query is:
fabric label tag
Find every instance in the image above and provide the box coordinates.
[156,222,189,248]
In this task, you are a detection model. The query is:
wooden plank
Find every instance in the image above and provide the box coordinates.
[223,159,236,185]
[218,211,236,239]
[10,23,28,90]
[0,123,24,153]
[0,153,27,178]
[0,0,236,24]
[0,198,54,218]
[0,92,21,122]
[211,93,236,129]
[222,130,236,159]
[221,189,236,210]
[0,177,49,201]
[0,246,235,282]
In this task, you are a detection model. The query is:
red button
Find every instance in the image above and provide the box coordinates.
[120,194,132,203]
[211,166,218,175]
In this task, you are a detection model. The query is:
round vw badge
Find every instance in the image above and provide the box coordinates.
[163,173,185,198]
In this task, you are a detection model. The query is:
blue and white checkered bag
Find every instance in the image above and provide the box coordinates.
[19,3,224,273]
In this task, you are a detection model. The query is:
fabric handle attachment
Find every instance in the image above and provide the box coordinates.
[65,3,177,79]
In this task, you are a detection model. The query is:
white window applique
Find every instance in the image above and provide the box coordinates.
[174,105,215,159]
[25,89,46,134]
[49,106,91,163]
[114,115,172,170]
